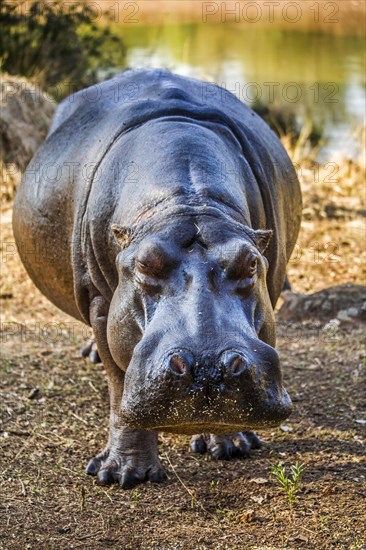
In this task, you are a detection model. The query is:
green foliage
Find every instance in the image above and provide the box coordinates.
[130,490,142,504]
[0,0,126,98]
[270,461,305,506]
[210,479,220,494]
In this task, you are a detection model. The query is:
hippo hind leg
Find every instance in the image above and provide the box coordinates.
[282,275,292,292]
[190,431,261,460]
[81,337,101,364]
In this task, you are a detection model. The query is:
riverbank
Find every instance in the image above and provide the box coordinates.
[105,0,366,35]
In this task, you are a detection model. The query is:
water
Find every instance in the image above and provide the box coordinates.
[112,23,365,159]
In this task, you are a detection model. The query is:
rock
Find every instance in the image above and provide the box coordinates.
[321,300,333,313]
[250,477,269,485]
[0,73,56,201]
[337,309,353,322]
[347,307,359,317]
[280,425,294,432]
[322,318,341,334]
[277,284,366,325]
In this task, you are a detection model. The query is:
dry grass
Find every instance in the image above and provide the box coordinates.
[279,125,366,293]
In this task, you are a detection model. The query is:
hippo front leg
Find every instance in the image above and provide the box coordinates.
[85,296,166,489]
[87,427,165,489]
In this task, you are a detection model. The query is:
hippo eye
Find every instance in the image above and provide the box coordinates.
[135,251,165,278]
[135,242,177,280]
[136,260,156,276]
[248,257,257,276]
[227,252,258,281]
[135,262,162,295]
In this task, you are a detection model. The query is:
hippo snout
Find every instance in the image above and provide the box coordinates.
[121,342,292,435]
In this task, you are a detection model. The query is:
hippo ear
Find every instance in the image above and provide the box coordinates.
[248,228,273,253]
[111,224,133,250]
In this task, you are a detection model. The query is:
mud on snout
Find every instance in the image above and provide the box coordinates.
[120,340,292,435]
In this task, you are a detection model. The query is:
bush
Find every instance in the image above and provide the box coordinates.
[0,0,126,99]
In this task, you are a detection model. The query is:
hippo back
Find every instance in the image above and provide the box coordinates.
[13,69,301,324]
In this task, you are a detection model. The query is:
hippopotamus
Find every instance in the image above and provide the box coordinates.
[13,69,302,489]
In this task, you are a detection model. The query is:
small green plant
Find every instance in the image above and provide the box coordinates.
[215,507,234,521]
[1,360,13,373]
[30,485,41,495]
[130,490,141,504]
[210,479,220,494]
[270,461,305,506]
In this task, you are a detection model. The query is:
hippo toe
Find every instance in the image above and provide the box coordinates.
[191,431,261,460]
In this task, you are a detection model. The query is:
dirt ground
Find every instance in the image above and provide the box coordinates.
[0,159,365,549]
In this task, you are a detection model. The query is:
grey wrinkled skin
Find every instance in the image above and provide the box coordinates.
[13,69,302,489]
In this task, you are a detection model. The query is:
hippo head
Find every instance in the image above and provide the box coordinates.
[107,207,292,434]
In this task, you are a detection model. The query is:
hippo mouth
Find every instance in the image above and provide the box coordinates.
[149,420,287,436]
[121,385,293,436]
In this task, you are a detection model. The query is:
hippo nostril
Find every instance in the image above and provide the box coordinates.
[220,351,248,376]
[170,355,186,374]
[169,353,193,377]
[230,355,246,374]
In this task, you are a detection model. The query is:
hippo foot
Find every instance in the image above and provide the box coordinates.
[81,338,101,364]
[190,431,261,460]
[85,429,166,489]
